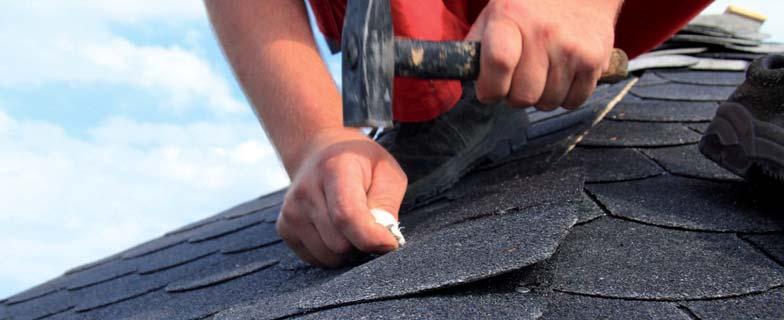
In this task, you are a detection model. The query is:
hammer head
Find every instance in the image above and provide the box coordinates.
[342,0,395,128]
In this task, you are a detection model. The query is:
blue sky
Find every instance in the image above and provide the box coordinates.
[0,1,782,298]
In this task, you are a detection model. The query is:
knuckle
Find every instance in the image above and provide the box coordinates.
[536,103,559,111]
[275,220,294,242]
[330,207,353,229]
[280,202,305,226]
[317,155,339,173]
[576,49,606,74]
[329,238,353,255]
[534,22,557,43]
[287,185,309,204]
[560,41,580,60]
[507,92,537,107]
[485,45,517,73]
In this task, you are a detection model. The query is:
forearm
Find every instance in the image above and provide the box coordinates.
[205,0,345,175]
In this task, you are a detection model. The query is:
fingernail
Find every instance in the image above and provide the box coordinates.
[370,208,406,247]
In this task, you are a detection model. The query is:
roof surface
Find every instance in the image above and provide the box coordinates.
[4,17,784,320]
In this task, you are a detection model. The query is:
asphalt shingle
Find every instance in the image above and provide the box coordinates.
[5,25,784,318]
[652,69,745,86]
[580,121,701,147]
[294,293,544,320]
[686,289,784,320]
[630,82,735,101]
[640,144,741,181]
[216,203,578,320]
[608,96,719,122]
[563,148,663,183]
[550,217,784,300]
[587,175,784,232]
[540,293,689,320]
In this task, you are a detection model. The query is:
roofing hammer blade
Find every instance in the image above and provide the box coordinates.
[341,0,629,128]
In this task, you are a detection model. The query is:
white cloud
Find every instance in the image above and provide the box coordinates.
[0,111,289,295]
[0,1,244,114]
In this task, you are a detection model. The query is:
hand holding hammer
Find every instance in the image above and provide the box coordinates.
[342,0,628,128]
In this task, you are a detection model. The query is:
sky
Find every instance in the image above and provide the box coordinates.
[0,1,782,298]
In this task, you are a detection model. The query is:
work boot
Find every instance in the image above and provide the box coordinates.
[700,54,784,184]
[376,83,529,208]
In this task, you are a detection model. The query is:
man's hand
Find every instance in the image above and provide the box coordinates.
[467,0,623,110]
[277,128,407,268]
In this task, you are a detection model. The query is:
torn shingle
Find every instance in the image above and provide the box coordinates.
[587,175,784,232]
[580,121,701,147]
[550,217,784,300]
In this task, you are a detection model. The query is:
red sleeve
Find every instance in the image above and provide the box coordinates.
[615,0,713,58]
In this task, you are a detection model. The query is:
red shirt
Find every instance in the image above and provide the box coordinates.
[308,0,712,122]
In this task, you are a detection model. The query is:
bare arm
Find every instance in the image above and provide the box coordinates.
[205,0,341,174]
[205,0,405,268]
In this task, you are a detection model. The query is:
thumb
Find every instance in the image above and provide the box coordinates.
[366,158,407,246]
[366,158,407,220]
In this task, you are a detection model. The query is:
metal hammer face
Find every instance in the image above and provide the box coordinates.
[341,0,395,128]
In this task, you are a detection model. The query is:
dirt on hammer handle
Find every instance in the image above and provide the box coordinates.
[395,39,629,84]
[600,49,629,83]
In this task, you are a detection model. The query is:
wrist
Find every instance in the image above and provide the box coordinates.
[280,126,367,176]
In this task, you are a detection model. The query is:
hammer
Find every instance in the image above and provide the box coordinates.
[341,0,629,128]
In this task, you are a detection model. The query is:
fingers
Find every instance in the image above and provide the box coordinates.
[507,28,548,108]
[537,50,572,110]
[297,222,346,267]
[366,157,407,220]
[278,180,353,268]
[322,158,399,253]
[562,70,599,109]
[474,16,522,104]
[276,214,320,266]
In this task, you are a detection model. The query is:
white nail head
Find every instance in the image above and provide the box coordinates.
[370,208,406,247]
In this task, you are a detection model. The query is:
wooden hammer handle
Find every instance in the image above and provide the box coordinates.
[395,39,628,83]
